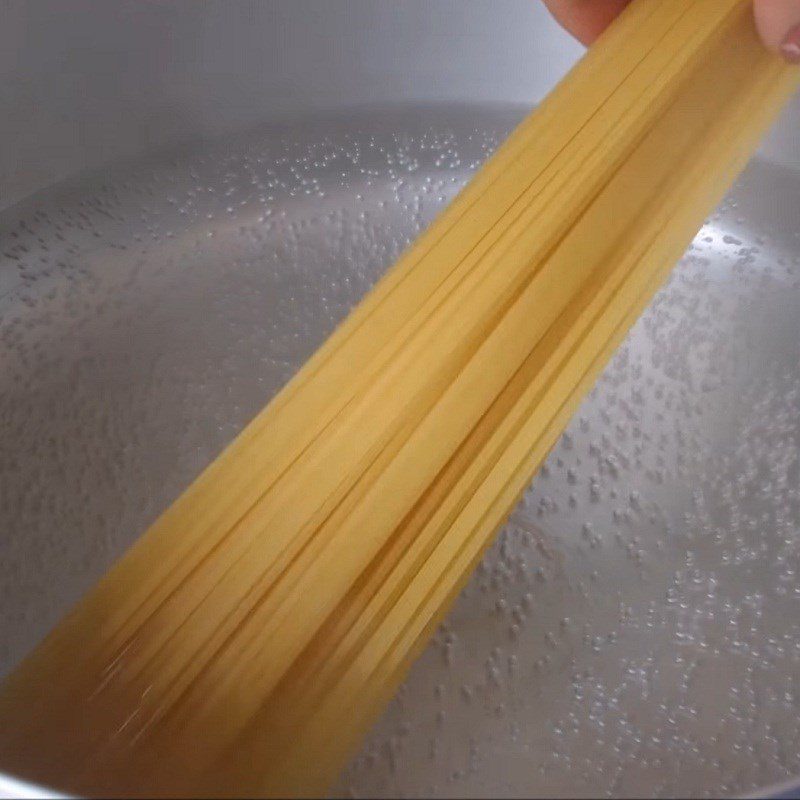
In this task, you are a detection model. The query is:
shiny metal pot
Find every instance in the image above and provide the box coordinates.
[1,2,799,797]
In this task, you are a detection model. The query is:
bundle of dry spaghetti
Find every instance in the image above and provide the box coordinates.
[0,0,796,796]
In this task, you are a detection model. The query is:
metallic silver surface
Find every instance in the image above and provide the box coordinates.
[0,0,583,210]
[3,0,796,208]
[0,102,799,798]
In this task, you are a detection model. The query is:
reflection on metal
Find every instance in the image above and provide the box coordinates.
[0,106,798,798]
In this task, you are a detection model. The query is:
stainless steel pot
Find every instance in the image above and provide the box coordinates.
[1,2,799,797]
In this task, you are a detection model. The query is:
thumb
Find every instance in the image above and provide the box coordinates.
[753,0,800,63]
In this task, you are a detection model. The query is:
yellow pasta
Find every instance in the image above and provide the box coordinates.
[0,0,796,796]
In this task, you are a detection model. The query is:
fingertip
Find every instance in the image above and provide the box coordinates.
[753,0,800,60]
[543,0,632,47]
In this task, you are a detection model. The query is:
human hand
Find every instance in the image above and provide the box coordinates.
[543,0,800,63]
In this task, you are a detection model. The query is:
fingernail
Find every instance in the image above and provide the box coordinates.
[781,22,800,64]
